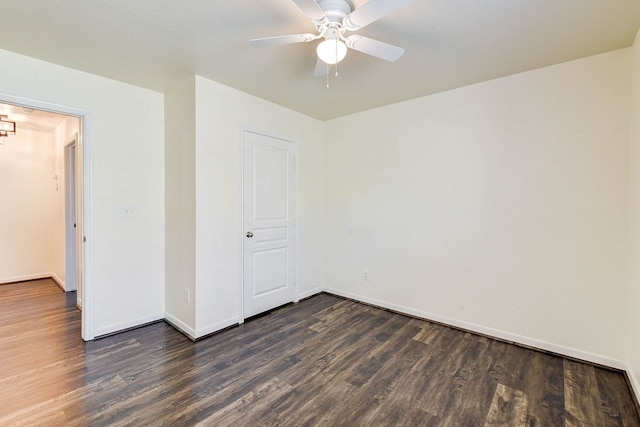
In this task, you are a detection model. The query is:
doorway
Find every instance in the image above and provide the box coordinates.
[0,94,92,340]
[240,127,298,319]
[64,136,81,307]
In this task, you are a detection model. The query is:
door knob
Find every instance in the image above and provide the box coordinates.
[246,231,254,238]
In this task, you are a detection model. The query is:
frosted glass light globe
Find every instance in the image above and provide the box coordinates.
[317,38,347,65]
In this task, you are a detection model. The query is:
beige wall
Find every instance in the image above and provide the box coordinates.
[51,116,81,288]
[629,28,640,398]
[324,48,631,366]
[0,116,79,290]
[164,75,324,339]
[0,129,55,282]
[194,76,324,337]
[2,33,639,400]
[0,48,165,339]
[164,75,197,334]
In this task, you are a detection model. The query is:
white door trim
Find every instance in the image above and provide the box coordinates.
[237,125,299,323]
[64,136,78,293]
[0,93,95,341]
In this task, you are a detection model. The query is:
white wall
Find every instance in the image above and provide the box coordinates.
[193,76,324,337]
[0,49,165,338]
[629,28,640,398]
[0,129,55,283]
[51,119,65,285]
[51,115,81,287]
[324,49,631,366]
[0,115,79,290]
[0,36,636,400]
[165,75,197,335]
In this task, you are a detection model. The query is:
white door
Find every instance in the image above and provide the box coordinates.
[64,134,83,309]
[242,128,297,318]
[64,140,77,294]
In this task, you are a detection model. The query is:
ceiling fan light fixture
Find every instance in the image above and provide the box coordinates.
[317,38,347,64]
[250,0,414,75]
[0,115,16,137]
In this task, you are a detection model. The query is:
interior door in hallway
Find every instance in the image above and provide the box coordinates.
[242,128,297,318]
[64,139,78,295]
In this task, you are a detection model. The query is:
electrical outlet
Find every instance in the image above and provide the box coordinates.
[363,269,369,281]
[185,289,191,304]
[122,205,137,218]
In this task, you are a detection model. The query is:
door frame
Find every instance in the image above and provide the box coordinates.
[0,93,94,341]
[64,135,78,295]
[237,125,299,324]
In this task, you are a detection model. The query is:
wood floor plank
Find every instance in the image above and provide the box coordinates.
[349,338,439,425]
[564,358,608,426]
[484,383,528,427]
[415,332,477,417]
[1,281,639,426]
[327,323,426,424]
[524,351,565,426]
[257,313,409,423]
[149,300,368,425]
[595,367,640,426]
[196,376,294,426]
[441,335,496,425]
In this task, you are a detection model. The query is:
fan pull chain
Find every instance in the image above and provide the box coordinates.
[326,40,341,88]
[326,62,330,88]
[335,41,339,78]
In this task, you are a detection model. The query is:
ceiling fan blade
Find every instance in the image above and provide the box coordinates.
[346,35,405,62]
[313,58,329,77]
[343,0,414,31]
[291,0,326,21]
[250,33,317,47]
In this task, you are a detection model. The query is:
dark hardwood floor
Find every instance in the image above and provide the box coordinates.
[1,279,639,426]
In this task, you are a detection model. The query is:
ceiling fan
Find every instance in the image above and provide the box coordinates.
[250,0,414,76]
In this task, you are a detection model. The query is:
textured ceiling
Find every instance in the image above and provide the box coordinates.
[0,0,638,120]
[0,103,67,133]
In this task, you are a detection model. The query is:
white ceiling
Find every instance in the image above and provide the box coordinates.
[0,103,67,133]
[0,1,638,120]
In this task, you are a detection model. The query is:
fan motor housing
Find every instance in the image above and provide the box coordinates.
[318,0,354,23]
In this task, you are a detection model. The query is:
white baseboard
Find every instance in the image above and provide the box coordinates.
[58,283,639,405]
[164,313,237,341]
[51,273,65,290]
[0,272,66,290]
[94,312,164,338]
[298,286,324,301]
[164,312,196,340]
[318,287,639,404]
[627,364,640,406]
[324,287,629,371]
[0,272,53,285]
[195,317,238,340]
